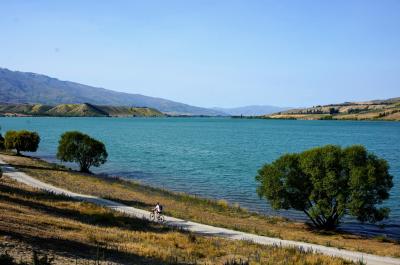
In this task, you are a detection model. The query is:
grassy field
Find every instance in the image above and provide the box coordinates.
[0,153,399,258]
[0,176,358,265]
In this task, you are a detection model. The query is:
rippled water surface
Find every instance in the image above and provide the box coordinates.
[1,117,399,238]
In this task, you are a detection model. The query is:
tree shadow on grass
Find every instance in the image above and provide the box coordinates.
[302,221,363,238]
[6,163,69,172]
[303,221,400,243]
[0,183,170,234]
[0,229,185,265]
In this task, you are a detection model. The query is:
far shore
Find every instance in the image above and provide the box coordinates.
[2,114,400,121]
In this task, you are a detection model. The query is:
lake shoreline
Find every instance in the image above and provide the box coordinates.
[1,152,399,258]
[3,148,400,241]
[2,114,400,121]
[38,153,400,241]
[0,175,368,265]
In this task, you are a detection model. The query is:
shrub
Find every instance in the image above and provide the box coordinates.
[57,131,108,173]
[255,145,393,230]
[329,107,339,114]
[4,130,40,155]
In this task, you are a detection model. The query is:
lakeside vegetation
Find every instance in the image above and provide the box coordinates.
[259,97,400,121]
[0,175,358,264]
[57,131,108,173]
[1,153,399,258]
[256,145,393,230]
[4,130,40,156]
[0,103,164,117]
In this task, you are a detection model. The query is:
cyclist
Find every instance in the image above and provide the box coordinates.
[153,202,162,217]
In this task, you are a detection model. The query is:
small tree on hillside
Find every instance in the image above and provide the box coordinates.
[255,145,393,230]
[4,130,40,155]
[57,131,108,173]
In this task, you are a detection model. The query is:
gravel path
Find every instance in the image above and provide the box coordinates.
[1,159,399,265]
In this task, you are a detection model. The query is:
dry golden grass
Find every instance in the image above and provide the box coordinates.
[0,176,355,265]
[268,114,328,120]
[1,153,399,258]
[386,112,400,120]
[268,107,400,121]
[266,100,400,121]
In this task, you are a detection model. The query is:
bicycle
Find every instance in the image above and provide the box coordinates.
[150,211,165,223]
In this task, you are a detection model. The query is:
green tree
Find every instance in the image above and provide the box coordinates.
[255,145,393,230]
[4,130,40,155]
[57,131,108,173]
[329,107,338,114]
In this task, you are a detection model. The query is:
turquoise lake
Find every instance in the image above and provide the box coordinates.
[1,117,399,238]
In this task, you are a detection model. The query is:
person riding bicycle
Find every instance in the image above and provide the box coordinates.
[153,202,163,216]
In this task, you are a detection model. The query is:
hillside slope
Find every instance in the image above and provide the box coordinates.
[0,67,225,116]
[0,103,164,117]
[264,98,400,121]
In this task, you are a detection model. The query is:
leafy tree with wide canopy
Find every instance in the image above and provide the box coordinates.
[57,131,108,173]
[4,130,40,155]
[255,145,393,230]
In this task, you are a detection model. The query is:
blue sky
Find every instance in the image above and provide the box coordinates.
[1,0,399,108]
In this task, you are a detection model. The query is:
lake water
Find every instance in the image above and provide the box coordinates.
[1,117,399,238]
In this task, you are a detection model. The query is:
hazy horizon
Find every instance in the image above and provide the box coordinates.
[1,1,399,108]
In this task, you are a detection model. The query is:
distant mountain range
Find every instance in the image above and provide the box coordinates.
[213,105,290,116]
[0,103,164,117]
[0,68,225,116]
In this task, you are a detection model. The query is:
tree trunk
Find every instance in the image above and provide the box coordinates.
[304,210,340,230]
[80,167,91,174]
[79,164,91,174]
